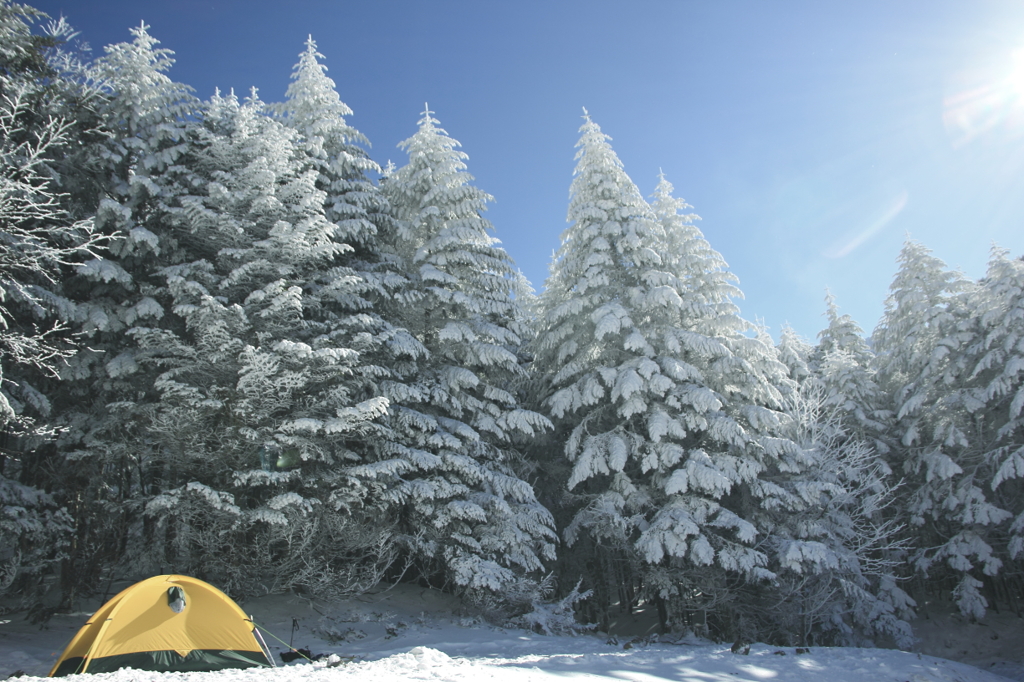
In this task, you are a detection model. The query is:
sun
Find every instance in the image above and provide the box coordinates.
[943,45,1024,147]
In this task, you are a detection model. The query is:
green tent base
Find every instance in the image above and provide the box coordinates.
[52,649,269,676]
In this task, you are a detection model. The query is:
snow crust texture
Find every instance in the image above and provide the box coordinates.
[5,643,1015,682]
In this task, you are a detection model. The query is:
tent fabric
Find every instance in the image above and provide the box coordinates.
[49,575,271,676]
[51,649,269,676]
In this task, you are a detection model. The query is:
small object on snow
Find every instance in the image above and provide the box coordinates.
[280,647,313,663]
[731,640,750,655]
[795,647,810,655]
[773,650,786,655]
[319,654,353,668]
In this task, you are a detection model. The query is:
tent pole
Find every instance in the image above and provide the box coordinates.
[251,616,277,668]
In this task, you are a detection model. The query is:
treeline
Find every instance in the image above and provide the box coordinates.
[0,1,1021,647]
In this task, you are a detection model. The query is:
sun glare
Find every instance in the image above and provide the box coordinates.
[943,45,1024,147]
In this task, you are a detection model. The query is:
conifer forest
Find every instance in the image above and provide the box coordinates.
[1,0,1022,649]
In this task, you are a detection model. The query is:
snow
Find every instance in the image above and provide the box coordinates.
[2,584,1020,682]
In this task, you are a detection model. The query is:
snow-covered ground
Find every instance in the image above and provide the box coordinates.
[2,583,1020,682]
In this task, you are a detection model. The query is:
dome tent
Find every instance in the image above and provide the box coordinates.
[49,575,272,676]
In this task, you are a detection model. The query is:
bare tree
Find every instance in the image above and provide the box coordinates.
[0,86,106,429]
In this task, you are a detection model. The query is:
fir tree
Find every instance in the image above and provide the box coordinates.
[965,249,1024,578]
[129,89,397,597]
[900,247,1024,617]
[756,302,911,646]
[650,171,743,335]
[275,36,389,255]
[533,114,801,635]
[812,293,889,448]
[872,239,1003,617]
[374,106,555,593]
[776,325,814,387]
[39,22,201,600]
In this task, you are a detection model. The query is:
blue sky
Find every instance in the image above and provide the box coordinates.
[29,0,1024,342]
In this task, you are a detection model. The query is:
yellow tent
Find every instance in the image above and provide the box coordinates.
[49,575,272,676]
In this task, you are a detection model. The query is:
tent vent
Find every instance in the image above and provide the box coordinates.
[167,586,186,613]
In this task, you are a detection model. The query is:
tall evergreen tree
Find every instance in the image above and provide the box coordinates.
[375,107,555,593]
[776,325,814,388]
[895,246,1024,617]
[131,89,395,597]
[812,293,889,449]
[275,36,389,257]
[533,115,801,636]
[758,301,910,646]
[872,239,1004,616]
[962,249,1024,581]
[650,171,743,334]
[41,22,200,601]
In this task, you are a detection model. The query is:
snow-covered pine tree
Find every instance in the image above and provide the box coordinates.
[532,115,801,636]
[275,36,390,257]
[816,293,874,365]
[40,21,200,600]
[747,299,911,646]
[650,171,744,335]
[871,239,1004,617]
[776,325,814,388]
[873,240,973,410]
[124,88,397,598]
[961,249,1024,596]
[811,293,890,450]
[273,37,406,424]
[376,106,555,594]
[900,246,1024,617]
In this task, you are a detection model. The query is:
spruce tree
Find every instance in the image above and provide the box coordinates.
[812,293,889,449]
[872,239,1003,617]
[756,301,911,646]
[129,89,397,597]
[903,247,1024,617]
[376,107,555,593]
[650,171,743,334]
[533,115,801,635]
[275,37,389,256]
[38,22,200,600]
[965,249,1024,578]
[776,325,814,387]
